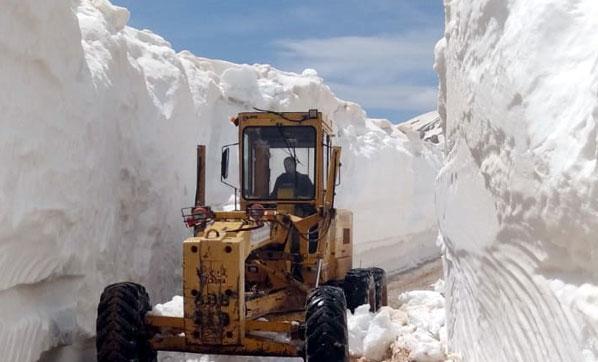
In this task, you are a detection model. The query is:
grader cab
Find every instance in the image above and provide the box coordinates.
[96,110,388,362]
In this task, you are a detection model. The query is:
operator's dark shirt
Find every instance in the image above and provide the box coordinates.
[271,172,314,199]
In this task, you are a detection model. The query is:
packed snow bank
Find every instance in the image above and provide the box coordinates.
[0,0,441,360]
[436,1,598,360]
[348,113,443,273]
[398,111,443,146]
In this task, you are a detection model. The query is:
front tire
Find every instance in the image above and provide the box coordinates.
[305,286,349,362]
[96,282,156,362]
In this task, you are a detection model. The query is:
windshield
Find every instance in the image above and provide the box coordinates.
[243,126,316,200]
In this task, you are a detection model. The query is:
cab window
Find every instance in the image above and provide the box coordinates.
[243,126,316,200]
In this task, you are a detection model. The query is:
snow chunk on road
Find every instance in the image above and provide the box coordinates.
[349,305,404,360]
[151,295,184,318]
[348,281,451,362]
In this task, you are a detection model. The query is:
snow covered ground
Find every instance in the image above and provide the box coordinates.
[348,281,451,362]
[435,0,598,361]
[0,0,442,360]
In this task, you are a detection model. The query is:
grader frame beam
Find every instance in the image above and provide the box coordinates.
[148,334,299,357]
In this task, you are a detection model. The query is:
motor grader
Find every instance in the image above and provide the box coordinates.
[96,109,388,362]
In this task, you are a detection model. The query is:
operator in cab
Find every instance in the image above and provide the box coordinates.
[271,156,314,199]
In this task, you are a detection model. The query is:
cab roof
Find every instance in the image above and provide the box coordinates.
[232,109,334,134]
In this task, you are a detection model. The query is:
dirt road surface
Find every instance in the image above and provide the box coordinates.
[387,257,443,308]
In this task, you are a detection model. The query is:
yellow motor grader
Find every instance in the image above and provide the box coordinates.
[96,109,387,361]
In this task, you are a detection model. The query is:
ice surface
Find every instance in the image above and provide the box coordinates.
[0,0,441,360]
[436,0,598,360]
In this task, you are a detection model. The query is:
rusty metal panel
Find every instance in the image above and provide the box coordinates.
[183,223,247,346]
[336,209,353,259]
[145,315,185,330]
[183,238,201,343]
[335,256,352,280]
[150,335,298,357]
[332,209,353,279]
[195,145,206,207]
[246,289,295,320]
[343,228,350,244]
[245,319,296,333]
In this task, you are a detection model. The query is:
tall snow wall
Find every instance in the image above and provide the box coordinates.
[436,1,598,361]
[0,0,441,360]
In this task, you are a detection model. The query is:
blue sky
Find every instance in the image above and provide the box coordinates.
[111,0,444,123]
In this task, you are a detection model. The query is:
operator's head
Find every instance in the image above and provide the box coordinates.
[283,157,297,174]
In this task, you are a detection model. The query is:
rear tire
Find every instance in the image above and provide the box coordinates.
[367,267,388,311]
[343,268,376,313]
[305,286,348,362]
[96,282,156,362]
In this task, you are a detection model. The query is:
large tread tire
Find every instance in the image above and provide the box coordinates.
[96,282,156,362]
[367,267,388,311]
[305,286,348,362]
[343,268,376,313]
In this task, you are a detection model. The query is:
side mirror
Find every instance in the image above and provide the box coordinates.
[221,148,230,180]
